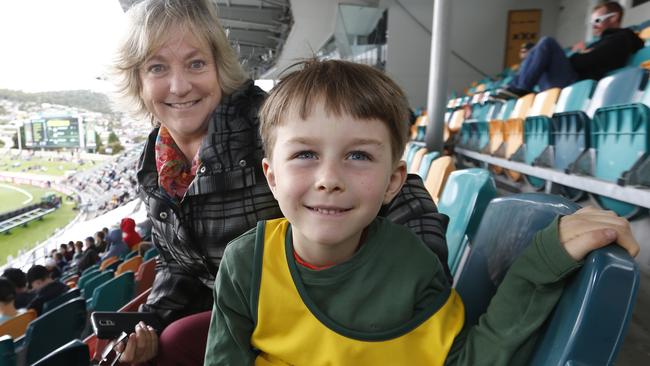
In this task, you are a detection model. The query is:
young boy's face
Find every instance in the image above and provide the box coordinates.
[262,102,406,265]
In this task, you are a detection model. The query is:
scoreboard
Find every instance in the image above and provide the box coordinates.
[23,117,95,149]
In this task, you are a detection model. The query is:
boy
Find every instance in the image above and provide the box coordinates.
[205,60,638,365]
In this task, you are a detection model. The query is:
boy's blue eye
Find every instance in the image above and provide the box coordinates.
[295,151,317,159]
[348,151,371,161]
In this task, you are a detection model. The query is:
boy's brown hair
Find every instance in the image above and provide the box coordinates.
[259,59,411,162]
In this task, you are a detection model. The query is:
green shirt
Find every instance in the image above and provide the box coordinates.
[205,216,580,365]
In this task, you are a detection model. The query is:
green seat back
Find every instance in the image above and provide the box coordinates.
[437,169,496,276]
[89,272,135,312]
[21,298,86,365]
[42,288,81,314]
[32,339,89,366]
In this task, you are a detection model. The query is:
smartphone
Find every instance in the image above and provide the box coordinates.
[91,311,162,339]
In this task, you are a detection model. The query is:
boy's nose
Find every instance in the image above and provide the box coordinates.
[314,162,345,193]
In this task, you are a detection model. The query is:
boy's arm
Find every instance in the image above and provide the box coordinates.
[446,207,639,366]
[205,239,257,366]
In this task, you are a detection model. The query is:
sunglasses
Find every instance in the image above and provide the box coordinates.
[591,12,616,25]
[99,332,129,366]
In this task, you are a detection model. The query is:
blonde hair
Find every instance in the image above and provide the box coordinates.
[260,59,411,162]
[112,0,247,121]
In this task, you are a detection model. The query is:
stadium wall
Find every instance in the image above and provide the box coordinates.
[385,0,561,108]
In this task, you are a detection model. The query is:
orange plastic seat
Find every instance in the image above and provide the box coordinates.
[0,309,37,339]
[504,89,559,180]
[115,256,143,276]
[409,148,428,174]
[423,156,456,204]
[639,26,650,41]
[99,256,119,271]
[488,120,505,174]
[447,109,465,133]
[135,258,157,296]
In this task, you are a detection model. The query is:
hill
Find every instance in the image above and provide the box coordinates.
[0,89,115,115]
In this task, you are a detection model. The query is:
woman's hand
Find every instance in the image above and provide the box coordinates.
[116,321,159,363]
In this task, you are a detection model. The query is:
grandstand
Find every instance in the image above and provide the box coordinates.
[0,0,648,365]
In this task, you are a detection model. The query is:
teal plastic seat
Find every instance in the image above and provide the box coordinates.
[88,271,135,311]
[18,298,87,365]
[437,169,496,276]
[626,45,650,67]
[76,269,101,290]
[122,250,139,261]
[0,335,15,366]
[455,193,638,365]
[81,271,113,300]
[417,151,440,179]
[143,247,159,261]
[81,264,99,277]
[32,339,89,366]
[588,69,650,217]
[42,288,81,314]
[104,259,123,273]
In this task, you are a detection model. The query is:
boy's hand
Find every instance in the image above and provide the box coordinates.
[559,207,640,261]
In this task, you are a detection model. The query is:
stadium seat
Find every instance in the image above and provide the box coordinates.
[122,250,139,261]
[447,108,465,133]
[0,309,37,339]
[31,339,89,366]
[88,271,135,312]
[143,247,159,262]
[99,256,119,271]
[115,255,143,276]
[81,264,100,277]
[135,258,157,295]
[81,271,114,300]
[487,98,517,174]
[76,269,101,291]
[0,335,15,366]
[455,193,638,365]
[516,88,561,188]
[103,259,123,273]
[423,156,455,204]
[42,288,81,314]
[586,68,650,218]
[627,45,650,67]
[17,298,87,365]
[408,147,427,174]
[436,169,496,277]
[416,151,440,179]
[501,92,537,181]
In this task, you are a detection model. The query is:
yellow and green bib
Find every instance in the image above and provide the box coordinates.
[250,219,465,366]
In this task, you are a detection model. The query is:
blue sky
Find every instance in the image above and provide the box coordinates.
[0,0,125,93]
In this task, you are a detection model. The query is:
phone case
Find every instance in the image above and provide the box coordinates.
[91,311,162,339]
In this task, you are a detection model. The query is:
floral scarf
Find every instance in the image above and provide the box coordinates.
[154,126,201,199]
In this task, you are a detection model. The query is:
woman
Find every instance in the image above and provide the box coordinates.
[112,0,449,364]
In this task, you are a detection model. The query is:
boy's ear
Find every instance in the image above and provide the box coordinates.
[383,160,407,204]
[262,158,278,197]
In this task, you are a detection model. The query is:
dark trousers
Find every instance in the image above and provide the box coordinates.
[156,310,212,365]
[511,37,578,91]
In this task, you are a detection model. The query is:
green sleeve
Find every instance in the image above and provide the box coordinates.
[445,217,583,366]
[204,230,257,366]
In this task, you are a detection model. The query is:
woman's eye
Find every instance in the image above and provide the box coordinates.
[348,151,371,161]
[190,60,206,69]
[295,151,317,160]
[147,64,165,74]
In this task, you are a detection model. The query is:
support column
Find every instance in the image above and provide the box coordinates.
[425,0,451,152]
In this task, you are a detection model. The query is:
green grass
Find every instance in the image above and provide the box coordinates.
[0,184,77,266]
[0,155,96,177]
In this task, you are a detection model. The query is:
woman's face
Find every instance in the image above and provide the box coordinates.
[139,26,222,142]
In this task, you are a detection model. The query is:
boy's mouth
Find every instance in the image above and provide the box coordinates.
[305,205,352,215]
